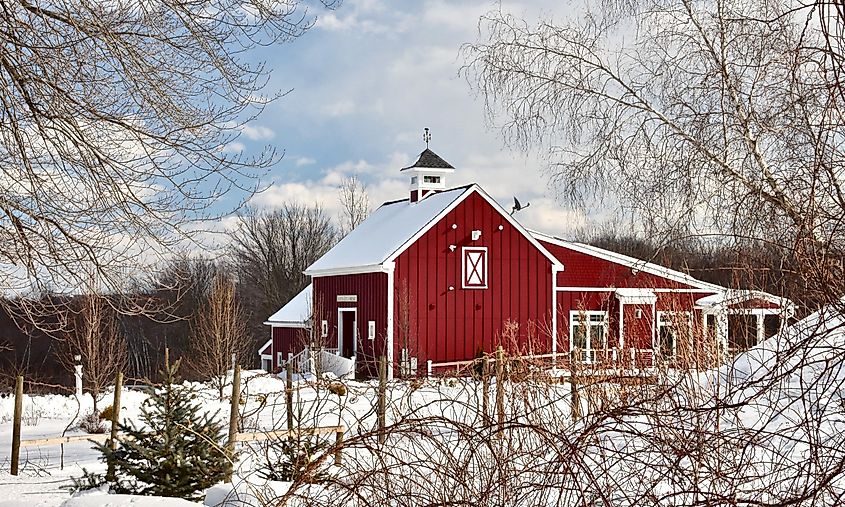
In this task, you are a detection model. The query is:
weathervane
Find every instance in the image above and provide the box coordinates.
[423,127,431,148]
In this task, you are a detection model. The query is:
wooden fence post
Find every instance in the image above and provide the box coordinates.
[334,428,344,466]
[496,346,504,437]
[378,355,386,444]
[225,364,241,483]
[10,375,23,475]
[286,361,294,439]
[106,372,123,482]
[482,357,490,425]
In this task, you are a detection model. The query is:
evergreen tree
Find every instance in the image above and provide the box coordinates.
[92,359,230,500]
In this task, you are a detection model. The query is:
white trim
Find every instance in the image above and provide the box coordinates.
[556,286,717,293]
[257,339,272,357]
[337,308,357,359]
[263,321,309,328]
[461,246,489,289]
[569,310,610,362]
[551,266,562,364]
[656,311,693,359]
[532,230,723,291]
[386,261,395,380]
[615,288,657,304]
[618,300,625,350]
[383,185,564,269]
[306,263,387,277]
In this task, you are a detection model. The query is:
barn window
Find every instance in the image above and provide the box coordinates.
[368,320,376,340]
[321,320,328,338]
[657,311,692,360]
[569,311,608,362]
[462,247,488,289]
[423,175,441,184]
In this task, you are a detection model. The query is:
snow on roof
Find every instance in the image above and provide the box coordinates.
[695,289,792,310]
[265,284,311,324]
[531,230,724,291]
[306,186,472,274]
[258,339,272,356]
[616,288,658,303]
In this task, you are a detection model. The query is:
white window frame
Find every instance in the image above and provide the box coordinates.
[423,175,441,184]
[569,310,609,362]
[657,311,693,359]
[277,352,284,366]
[368,320,376,340]
[462,246,488,289]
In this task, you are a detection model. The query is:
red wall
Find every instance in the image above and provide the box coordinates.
[539,240,698,289]
[272,326,307,370]
[312,272,388,378]
[394,191,555,370]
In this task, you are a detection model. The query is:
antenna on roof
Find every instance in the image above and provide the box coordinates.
[423,127,431,149]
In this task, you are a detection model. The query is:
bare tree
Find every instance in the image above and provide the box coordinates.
[464,0,845,307]
[339,174,371,234]
[190,273,250,400]
[58,294,127,413]
[0,0,337,326]
[230,203,338,345]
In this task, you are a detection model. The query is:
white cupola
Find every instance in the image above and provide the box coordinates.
[401,131,455,203]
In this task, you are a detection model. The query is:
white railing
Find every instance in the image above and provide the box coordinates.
[425,348,657,377]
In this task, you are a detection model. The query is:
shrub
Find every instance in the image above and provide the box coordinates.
[79,410,107,434]
[99,404,115,422]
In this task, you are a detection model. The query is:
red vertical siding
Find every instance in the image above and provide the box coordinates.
[271,326,308,370]
[394,192,555,369]
[312,272,388,378]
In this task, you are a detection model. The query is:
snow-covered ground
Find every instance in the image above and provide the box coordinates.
[4,306,845,506]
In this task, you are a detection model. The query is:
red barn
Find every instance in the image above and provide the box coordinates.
[260,149,793,378]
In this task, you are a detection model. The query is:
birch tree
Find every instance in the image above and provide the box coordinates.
[464,0,845,306]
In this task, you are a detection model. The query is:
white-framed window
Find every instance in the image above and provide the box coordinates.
[423,175,440,184]
[321,320,328,338]
[657,311,692,359]
[462,247,488,289]
[570,311,609,361]
[368,320,376,340]
[277,352,284,366]
[411,176,418,184]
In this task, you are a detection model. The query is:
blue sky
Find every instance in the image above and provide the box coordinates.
[229,0,590,234]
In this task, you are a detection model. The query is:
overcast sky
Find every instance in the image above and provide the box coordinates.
[232,0,591,235]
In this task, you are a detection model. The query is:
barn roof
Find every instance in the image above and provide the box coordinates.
[531,230,724,291]
[265,284,312,325]
[305,186,473,274]
[400,148,454,171]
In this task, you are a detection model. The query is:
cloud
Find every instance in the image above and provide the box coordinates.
[321,99,357,117]
[240,124,275,141]
[295,156,316,166]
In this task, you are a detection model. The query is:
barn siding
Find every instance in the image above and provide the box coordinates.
[312,272,388,378]
[272,326,307,370]
[394,192,555,371]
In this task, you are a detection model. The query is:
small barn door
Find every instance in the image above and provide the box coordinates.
[339,309,357,359]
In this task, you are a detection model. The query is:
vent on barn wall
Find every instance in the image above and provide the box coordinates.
[401,128,455,203]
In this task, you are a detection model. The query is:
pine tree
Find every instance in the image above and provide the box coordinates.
[92,359,230,500]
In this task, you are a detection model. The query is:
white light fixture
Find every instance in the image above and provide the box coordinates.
[451,224,457,229]
[498,225,504,231]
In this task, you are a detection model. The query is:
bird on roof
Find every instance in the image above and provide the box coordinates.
[511,196,530,215]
